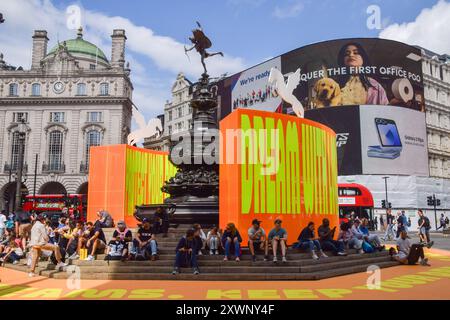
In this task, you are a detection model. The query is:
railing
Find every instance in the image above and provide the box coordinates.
[79,162,89,173]
[42,162,65,173]
[3,163,28,174]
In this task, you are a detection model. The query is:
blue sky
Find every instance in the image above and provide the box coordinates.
[1,0,448,119]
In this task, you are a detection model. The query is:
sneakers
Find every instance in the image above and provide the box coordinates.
[69,253,79,260]
[312,252,319,260]
[28,272,36,278]
[263,255,268,262]
[426,241,434,249]
[252,255,256,262]
[13,260,19,265]
[337,251,347,256]
[193,268,200,275]
[172,267,179,275]
[56,262,68,270]
[358,249,364,254]
[84,255,94,261]
[223,256,228,261]
[320,251,328,258]
[273,256,278,263]
[282,256,287,263]
[420,258,431,266]
[210,250,214,255]
[235,257,240,262]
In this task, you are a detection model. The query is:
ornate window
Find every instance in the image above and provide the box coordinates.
[48,131,64,171]
[87,112,102,122]
[32,83,41,96]
[85,130,101,167]
[77,83,87,96]
[100,82,109,96]
[50,112,65,123]
[9,83,18,96]
[13,112,28,123]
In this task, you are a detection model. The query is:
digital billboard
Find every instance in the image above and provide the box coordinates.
[218,38,425,118]
[305,105,429,177]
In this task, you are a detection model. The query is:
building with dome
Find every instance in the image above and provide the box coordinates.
[0,28,133,212]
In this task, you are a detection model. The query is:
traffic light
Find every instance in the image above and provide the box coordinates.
[388,202,392,208]
[436,199,441,206]
[381,200,386,208]
[427,196,434,206]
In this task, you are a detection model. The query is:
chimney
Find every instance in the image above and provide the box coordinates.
[31,30,49,69]
[111,29,126,69]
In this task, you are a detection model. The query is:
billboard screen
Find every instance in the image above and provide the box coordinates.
[218,38,424,118]
[305,105,429,177]
[359,105,428,176]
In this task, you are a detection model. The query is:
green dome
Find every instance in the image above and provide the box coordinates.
[48,38,109,64]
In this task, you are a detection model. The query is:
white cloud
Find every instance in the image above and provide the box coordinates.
[379,0,450,55]
[273,0,304,19]
[0,0,246,119]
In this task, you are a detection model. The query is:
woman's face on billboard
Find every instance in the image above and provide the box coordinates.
[344,45,364,67]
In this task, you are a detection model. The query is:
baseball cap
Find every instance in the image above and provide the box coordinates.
[142,217,150,223]
[117,220,126,226]
[251,219,261,225]
[274,219,282,224]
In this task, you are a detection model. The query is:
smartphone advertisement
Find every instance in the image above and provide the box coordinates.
[360,105,429,176]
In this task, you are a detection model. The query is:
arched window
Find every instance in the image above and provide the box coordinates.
[9,83,18,96]
[48,131,63,171]
[85,130,101,166]
[10,132,21,171]
[32,83,41,96]
[100,83,109,96]
[77,83,86,96]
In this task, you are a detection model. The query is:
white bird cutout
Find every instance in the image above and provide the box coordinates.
[127,108,162,146]
[268,67,304,118]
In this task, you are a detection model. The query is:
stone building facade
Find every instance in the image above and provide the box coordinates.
[422,49,450,179]
[144,72,193,151]
[0,28,133,212]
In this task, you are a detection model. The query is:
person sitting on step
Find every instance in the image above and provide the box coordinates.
[268,219,288,263]
[318,218,347,256]
[172,228,200,275]
[78,221,107,261]
[295,221,328,260]
[153,206,169,237]
[132,218,158,261]
[222,222,242,262]
[359,218,384,251]
[105,234,129,262]
[0,236,24,265]
[248,219,269,262]
[193,223,207,255]
[337,221,364,254]
[96,210,114,228]
[390,230,431,266]
[66,221,84,260]
[206,226,221,255]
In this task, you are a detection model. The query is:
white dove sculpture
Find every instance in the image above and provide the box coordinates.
[127,108,162,146]
[268,67,304,118]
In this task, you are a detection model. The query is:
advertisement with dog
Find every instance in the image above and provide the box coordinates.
[282,38,424,112]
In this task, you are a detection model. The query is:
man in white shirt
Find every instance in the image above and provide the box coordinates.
[394,231,430,266]
[29,214,67,277]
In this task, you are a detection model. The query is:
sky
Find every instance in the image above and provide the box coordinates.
[1,0,449,121]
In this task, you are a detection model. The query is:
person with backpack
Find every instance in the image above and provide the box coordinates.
[437,214,446,231]
[172,228,200,275]
[417,210,434,248]
[132,218,158,261]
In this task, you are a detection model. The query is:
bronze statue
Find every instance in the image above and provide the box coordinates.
[185,21,223,75]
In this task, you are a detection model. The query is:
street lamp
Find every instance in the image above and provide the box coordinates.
[14,119,27,212]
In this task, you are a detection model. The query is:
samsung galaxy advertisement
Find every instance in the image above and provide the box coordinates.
[359,105,429,176]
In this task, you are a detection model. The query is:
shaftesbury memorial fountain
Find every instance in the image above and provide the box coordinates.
[136,22,223,225]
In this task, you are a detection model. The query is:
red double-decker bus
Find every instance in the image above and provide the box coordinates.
[338,183,374,225]
[22,194,87,222]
